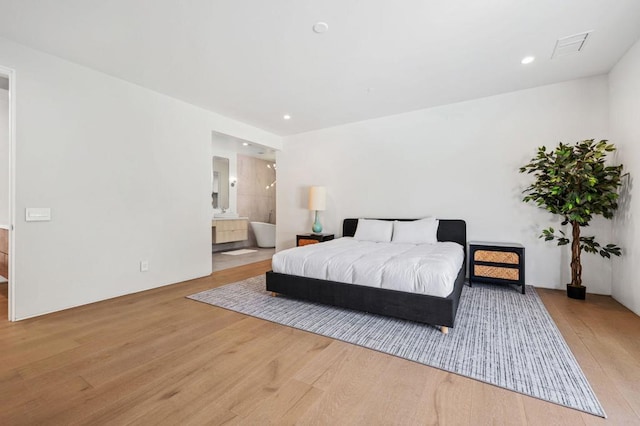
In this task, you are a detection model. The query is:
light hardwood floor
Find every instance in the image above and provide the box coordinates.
[1,261,639,425]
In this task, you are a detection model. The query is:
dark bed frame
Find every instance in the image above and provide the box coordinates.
[265,218,467,333]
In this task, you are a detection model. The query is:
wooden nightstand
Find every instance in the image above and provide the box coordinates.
[469,242,525,294]
[296,233,334,247]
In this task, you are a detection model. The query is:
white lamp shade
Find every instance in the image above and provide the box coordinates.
[308,186,326,211]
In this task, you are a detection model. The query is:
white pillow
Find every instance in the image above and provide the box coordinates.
[353,219,393,242]
[392,218,439,244]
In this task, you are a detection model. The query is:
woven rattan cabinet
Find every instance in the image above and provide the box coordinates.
[469,242,525,294]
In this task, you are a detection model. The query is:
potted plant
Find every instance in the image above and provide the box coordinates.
[519,139,625,299]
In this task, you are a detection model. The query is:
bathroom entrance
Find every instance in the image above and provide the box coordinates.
[0,67,14,320]
[211,131,277,271]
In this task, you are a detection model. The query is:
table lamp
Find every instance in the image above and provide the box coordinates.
[308,186,326,233]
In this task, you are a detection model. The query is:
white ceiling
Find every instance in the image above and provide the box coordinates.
[212,131,277,162]
[1,1,639,136]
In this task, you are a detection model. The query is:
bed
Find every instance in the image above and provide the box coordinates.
[266,218,467,333]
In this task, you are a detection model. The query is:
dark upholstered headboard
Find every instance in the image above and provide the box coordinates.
[342,218,467,248]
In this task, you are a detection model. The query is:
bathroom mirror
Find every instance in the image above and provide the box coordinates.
[212,156,229,210]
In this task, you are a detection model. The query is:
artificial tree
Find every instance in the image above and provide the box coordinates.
[519,139,624,299]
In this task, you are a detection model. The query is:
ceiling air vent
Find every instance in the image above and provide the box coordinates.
[551,31,592,59]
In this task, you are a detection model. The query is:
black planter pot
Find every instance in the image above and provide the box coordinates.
[566,284,586,300]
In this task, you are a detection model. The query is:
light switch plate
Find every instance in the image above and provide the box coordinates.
[25,208,51,222]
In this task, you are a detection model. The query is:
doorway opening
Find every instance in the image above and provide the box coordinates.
[211,131,277,272]
[0,66,15,321]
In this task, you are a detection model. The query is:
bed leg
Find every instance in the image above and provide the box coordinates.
[440,326,449,335]
[271,292,277,297]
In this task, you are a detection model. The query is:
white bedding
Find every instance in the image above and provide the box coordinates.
[272,237,464,298]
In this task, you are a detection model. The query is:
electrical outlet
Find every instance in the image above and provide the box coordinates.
[140,260,149,272]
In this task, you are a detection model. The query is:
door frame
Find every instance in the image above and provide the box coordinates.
[0,65,16,321]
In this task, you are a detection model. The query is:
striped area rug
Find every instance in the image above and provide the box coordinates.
[187,276,605,417]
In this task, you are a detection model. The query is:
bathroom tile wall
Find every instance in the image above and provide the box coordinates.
[237,154,276,246]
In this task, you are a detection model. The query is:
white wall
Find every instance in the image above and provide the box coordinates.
[278,76,613,293]
[610,38,640,315]
[0,37,281,320]
[0,87,8,226]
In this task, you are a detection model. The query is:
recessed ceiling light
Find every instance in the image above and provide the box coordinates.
[312,22,329,34]
[521,56,535,65]
[242,142,249,146]
[283,114,291,120]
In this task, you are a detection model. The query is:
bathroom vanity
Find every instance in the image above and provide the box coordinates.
[0,227,8,278]
[212,218,249,244]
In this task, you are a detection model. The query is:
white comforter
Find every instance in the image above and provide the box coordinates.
[272,237,464,298]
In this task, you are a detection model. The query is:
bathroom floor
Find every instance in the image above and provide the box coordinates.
[212,247,275,272]
[0,278,7,320]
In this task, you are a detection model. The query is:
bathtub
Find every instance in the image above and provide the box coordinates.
[250,222,276,248]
